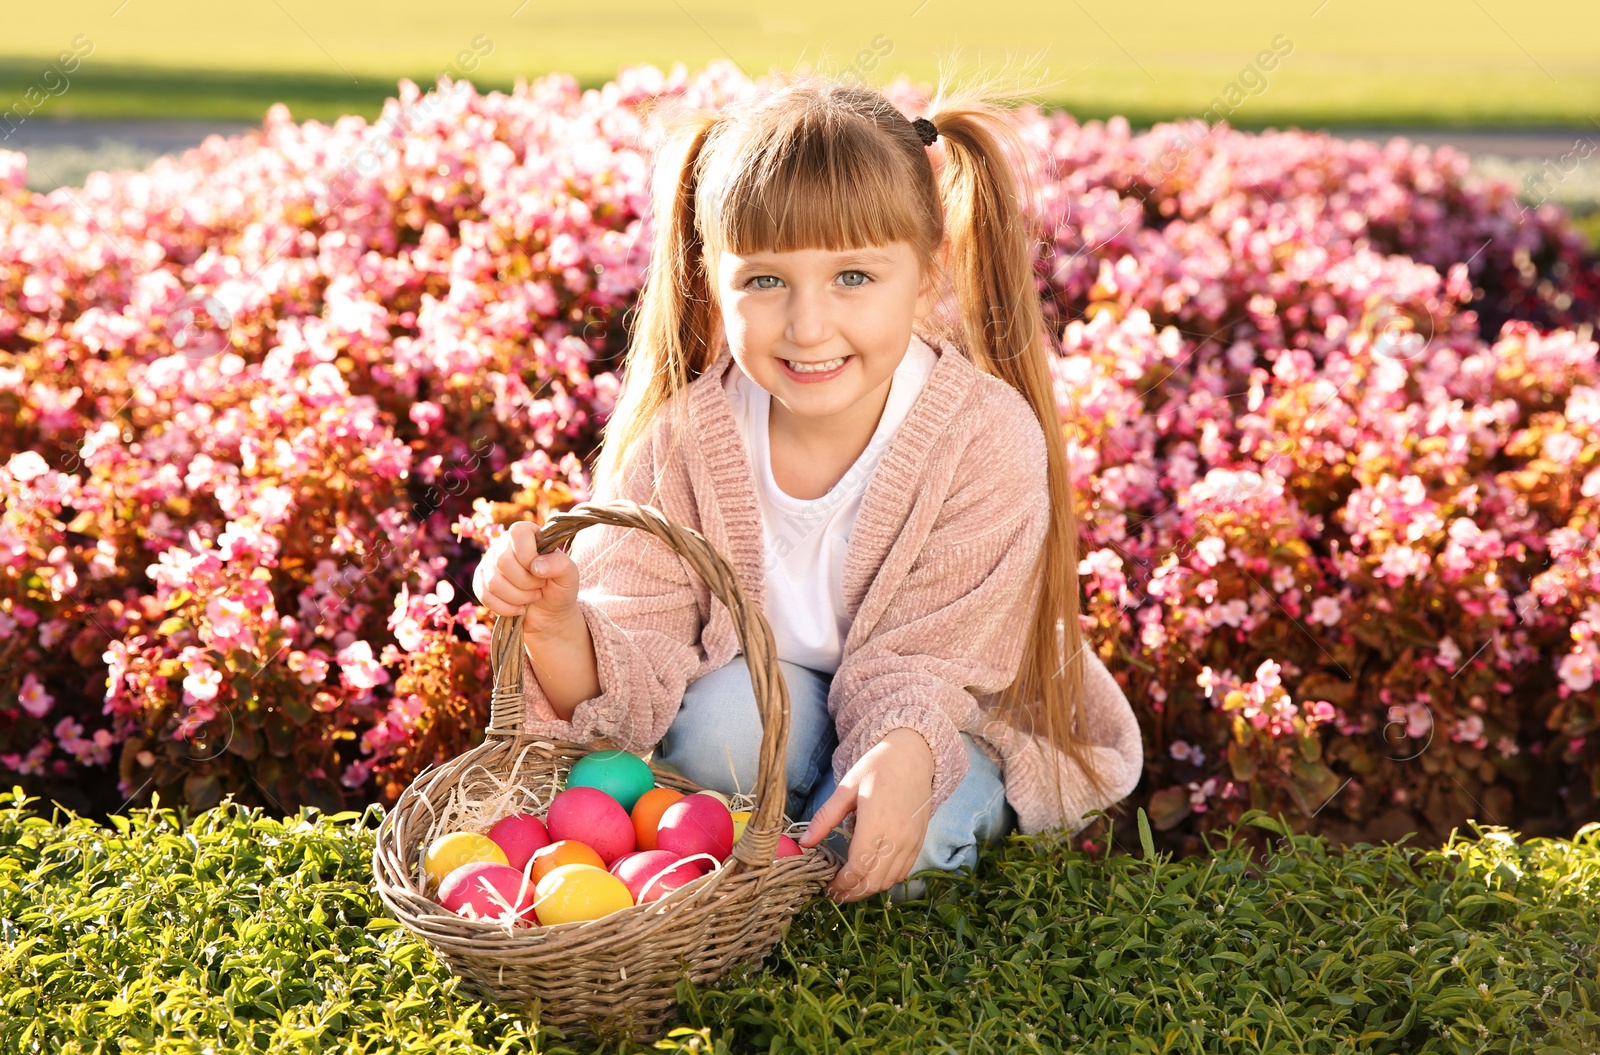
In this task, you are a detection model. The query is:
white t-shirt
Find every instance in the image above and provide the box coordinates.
[724,335,939,673]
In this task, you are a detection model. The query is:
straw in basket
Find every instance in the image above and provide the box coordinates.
[372,498,842,1041]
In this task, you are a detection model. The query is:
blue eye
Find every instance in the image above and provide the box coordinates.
[742,270,871,290]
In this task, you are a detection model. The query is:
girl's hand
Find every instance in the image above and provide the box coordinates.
[471,521,581,637]
[798,728,936,902]
[473,522,599,720]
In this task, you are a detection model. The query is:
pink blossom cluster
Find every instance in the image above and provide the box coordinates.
[1,60,1597,833]
[1055,117,1600,828]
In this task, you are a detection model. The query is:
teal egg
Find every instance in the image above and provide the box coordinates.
[564,750,655,813]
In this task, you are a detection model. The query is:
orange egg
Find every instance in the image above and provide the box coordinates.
[530,839,605,884]
[630,787,684,851]
[533,863,634,925]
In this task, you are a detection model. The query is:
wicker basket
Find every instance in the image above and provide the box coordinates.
[372,498,841,1041]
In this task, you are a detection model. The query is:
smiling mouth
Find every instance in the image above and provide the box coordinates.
[783,355,850,374]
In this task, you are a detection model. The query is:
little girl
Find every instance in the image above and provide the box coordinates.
[473,75,1144,902]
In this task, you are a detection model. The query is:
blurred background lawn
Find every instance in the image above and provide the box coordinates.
[3,1,1599,240]
[2,0,1597,125]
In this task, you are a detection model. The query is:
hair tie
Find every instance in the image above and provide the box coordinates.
[911,116,939,146]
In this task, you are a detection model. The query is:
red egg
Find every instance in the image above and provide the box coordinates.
[776,834,802,858]
[546,786,635,864]
[609,850,644,872]
[436,862,537,924]
[486,812,550,872]
[609,849,710,903]
[655,794,734,861]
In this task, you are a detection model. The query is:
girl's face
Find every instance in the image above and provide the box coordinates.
[712,240,939,427]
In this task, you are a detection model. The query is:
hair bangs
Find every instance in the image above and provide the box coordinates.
[697,112,929,260]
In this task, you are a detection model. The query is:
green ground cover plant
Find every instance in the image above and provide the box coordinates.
[3,788,1595,1053]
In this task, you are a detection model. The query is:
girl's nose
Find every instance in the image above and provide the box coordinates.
[784,285,834,347]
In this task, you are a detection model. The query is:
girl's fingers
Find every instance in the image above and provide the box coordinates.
[831,829,922,901]
[494,537,542,592]
[830,830,889,901]
[506,521,544,577]
[531,547,580,587]
[799,784,856,847]
[481,579,542,617]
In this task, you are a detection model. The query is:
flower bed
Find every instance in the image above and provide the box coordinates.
[1,60,1597,843]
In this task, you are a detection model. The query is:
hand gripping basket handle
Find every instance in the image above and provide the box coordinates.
[485,498,793,872]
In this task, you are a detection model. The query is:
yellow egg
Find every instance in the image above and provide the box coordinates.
[730,810,752,842]
[534,863,635,925]
[423,831,508,889]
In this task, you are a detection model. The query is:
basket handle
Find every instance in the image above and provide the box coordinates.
[486,498,793,872]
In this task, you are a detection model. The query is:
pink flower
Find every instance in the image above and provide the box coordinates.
[287,648,331,686]
[1169,739,1205,764]
[409,401,445,434]
[1542,431,1583,464]
[1253,660,1282,692]
[1451,714,1485,744]
[18,673,53,718]
[337,640,390,691]
[184,661,224,702]
[2,741,52,776]
[7,451,50,482]
[1559,648,1596,693]
[341,758,375,789]
[1387,701,1433,740]
[1306,700,1337,725]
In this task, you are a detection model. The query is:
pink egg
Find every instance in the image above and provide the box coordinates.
[485,812,550,872]
[436,862,537,923]
[546,786,635,864]
[609,849,710,903]
[776,834,802,858]
[655,794,734,861]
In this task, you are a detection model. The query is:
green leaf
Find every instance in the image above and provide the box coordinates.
[183,773,222,812]
[1228,740,1258,781]
[282,697,313,726]
[1147,787,1192,831]
[1137,807,1156,861]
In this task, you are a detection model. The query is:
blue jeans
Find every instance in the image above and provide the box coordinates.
[652,652,1016,899]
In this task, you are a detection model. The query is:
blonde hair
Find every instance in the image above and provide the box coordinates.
[590,68,1115,818]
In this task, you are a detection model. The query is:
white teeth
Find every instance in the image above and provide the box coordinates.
[786,356,847,373]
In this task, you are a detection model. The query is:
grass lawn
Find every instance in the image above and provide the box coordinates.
[3,0,1600,126]
[3,788,1596,1053]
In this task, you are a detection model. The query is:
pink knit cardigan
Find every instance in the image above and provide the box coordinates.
[518,335,1145,836]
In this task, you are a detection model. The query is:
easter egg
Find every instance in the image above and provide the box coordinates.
[437,861,537,924]
[485,812,550,872]
[565,750,656,813]
[546,786,635,864]
[609,849,710,903]
[691,789,732,808]
[423,831,509,889]
[630,787,684,851]
[656,794,734,861]
[530,839,606,884]
[533,863,634,925]
[776,834,802,858]
[729,810,752,842]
